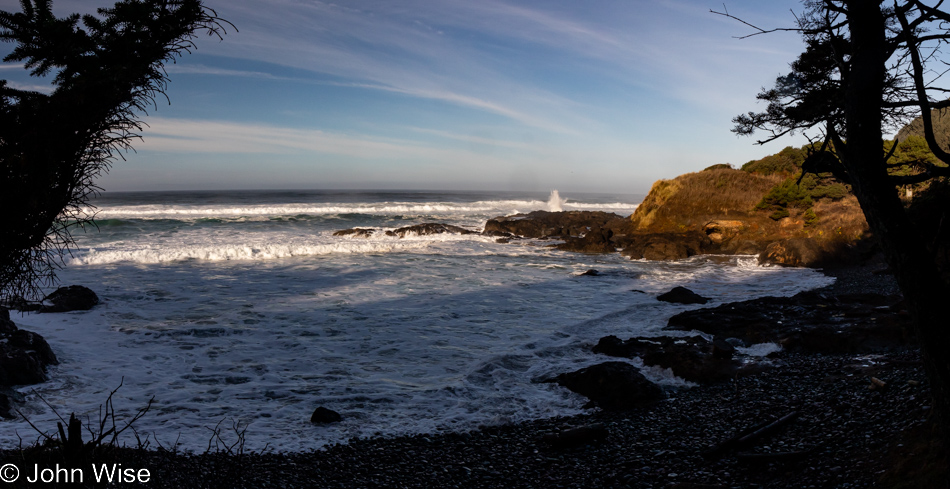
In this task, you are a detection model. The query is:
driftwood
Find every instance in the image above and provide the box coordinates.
[702,411,800,460]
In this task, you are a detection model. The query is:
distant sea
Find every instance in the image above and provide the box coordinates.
[5,189,833,452]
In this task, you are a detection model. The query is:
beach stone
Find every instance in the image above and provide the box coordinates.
[310,406,343,424]
[38,285,99,313]
[657,286,710,304]
[554,361,664,410]
[541,423,609,448]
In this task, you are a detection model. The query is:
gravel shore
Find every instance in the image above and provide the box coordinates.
[5,264,945,488]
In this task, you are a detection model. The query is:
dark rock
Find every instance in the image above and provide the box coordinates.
[0,393,12,419]
[620,232,710,261]
[39,285,99,313]
[667,290,914,353]
[541,423,608,448]
[592,335,739,384]
[333,228,377,238]
[385,223,476,238]
[0,315,58,386]
[554,361,664,410]
[657,286,710,305]
[556,228,616,253]
[310,406,343,424]
[484,211,629,239]
[334,223,477,239]
[579,269,600,276]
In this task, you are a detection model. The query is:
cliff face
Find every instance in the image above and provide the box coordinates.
[630,169,781,232]
[627,167,869,265]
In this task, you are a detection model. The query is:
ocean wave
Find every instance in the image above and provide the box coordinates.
[69,240,436,265]
[84,200,639,220]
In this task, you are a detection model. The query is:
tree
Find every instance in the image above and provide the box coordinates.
[0,0,231,302]
[723,0,950,432]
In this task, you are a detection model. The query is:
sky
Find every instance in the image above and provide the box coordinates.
[0,0,812,194]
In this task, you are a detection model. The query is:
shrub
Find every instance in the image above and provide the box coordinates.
[803,208,819,226]
[703,163,733,171]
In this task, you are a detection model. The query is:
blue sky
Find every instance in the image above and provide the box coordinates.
[0,0,810,193]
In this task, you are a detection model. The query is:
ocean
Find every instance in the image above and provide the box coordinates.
[4,189,833,452]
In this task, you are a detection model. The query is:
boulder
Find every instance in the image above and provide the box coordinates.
[310,406,343,424]
[39,285,99,313]
[657,286,710,305]
[0,316,58,385]
[592,335,739,384]
[666,290,914,353]
[553,361,664,410]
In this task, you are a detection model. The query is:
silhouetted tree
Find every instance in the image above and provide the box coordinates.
[723,0,950,432]
[0,0,231,301]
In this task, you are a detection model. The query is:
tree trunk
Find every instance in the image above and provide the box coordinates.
[843,1,950,430]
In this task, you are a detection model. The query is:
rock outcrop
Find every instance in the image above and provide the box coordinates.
[592,335,739,384]
[334,223,477,238]
[484,211,630,240]
[666,290,914,353]
[553,361,665,410]
[0,308,59,417]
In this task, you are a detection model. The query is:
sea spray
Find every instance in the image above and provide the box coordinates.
[546,190,567,212]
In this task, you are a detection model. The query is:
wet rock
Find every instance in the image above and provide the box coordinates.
[556,228,616,253]
[0,392,12,419]
[553,361,665,410]
[334,223,477,238]
[385,223,476,237]
[484,211,629,239]
[311,406,343,424]
[657,286,710,305]
[620,232,710,261]
[38,285,99,313]
[593,335,739,383]
[579,269,600,276]
[333,228,377,238]
[0,315,58,386]
[666,290,914,353]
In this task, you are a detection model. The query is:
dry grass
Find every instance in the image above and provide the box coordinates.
[630,169,782,232]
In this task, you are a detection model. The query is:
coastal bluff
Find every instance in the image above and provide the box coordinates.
[479,151,871,266]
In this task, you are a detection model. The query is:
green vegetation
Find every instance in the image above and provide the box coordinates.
[740,146,806,175]
[702,163,733,171]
